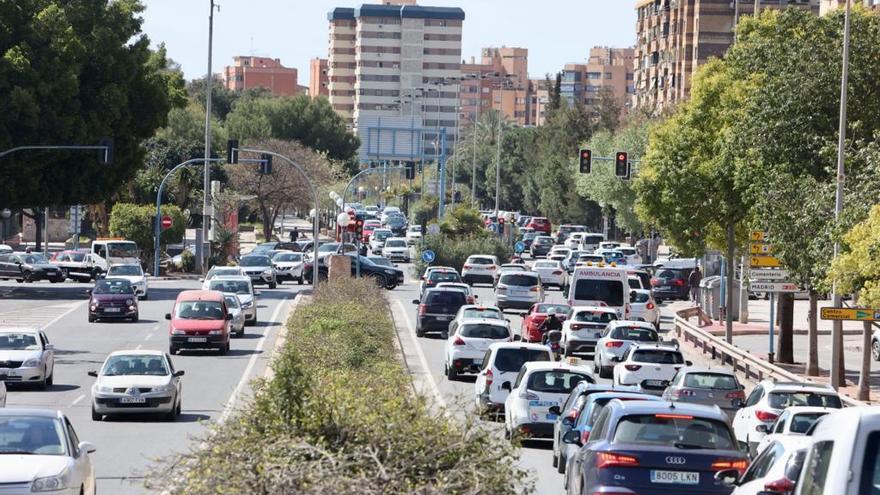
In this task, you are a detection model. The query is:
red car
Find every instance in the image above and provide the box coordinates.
[526,217,551,234]
[362,220,382,243]
[520,302,572,343]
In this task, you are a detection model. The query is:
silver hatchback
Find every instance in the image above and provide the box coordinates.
[661,367,745,415]
[494,272,544,312]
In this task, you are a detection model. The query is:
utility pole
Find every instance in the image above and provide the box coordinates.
[494,110,502,217]
[831,0,853,390]
[734,0,740,43]
[201,0,217,273]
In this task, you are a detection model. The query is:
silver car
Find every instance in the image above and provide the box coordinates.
[239,255,276,288]
[661,367,745,415]
[89,350,184,420]
[494,272,544,312]
[0,328,55,389]
[223,294,246,337]
[207,276,258,325]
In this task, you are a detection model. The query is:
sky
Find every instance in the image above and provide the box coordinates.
[140,0,637,82]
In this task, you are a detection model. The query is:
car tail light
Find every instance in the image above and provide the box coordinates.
[646,302,655,310]
[725,390,746,400]
[624,365,642,371]
[418,304,427,316]
[580,429,591,443]
[651,278,661,286]
[763,477,795,492]
[712,459,749,474]
[674,279,686,286]
[488,265,496,270]
[453,337,465,346]
[463,264,472,269]
[530,286,540,292]
[755,410,778,422]
[605,341,624,348]
[596,452,639,469]
[570,324,585,330]
[553,270,563,275]
[485,369,493,386]
[672,388,696,398]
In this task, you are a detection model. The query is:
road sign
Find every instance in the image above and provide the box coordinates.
[750,255,781,268]
[750,231,767,242]
[750,282,800,293]
[161,215,173,230]
[750,269,790,281]
[514,241,525,254]
[421,250,436,264]
[749,243,774,255]
[820,307,880,321]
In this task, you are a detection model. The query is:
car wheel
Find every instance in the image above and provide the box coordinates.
[88,314,95,323]
[446,363,457,381]
[142,293,148,301]
[167,398,181,420]
[557,454,566,474]
[237,327,245,337]
[23,271,33,283]
[130,312,139,323]
[872,339,880,362]
[552,452,559,468]
[599,366,613,379]
[169,345,178,355]
[46,371,53,387]
[91,406,102,422]
[416,326,425,338]
[298,276,304,285]
[37,369,48,390]
[269,281,277,289]
[385,280,398,290]
[563,346,573,358]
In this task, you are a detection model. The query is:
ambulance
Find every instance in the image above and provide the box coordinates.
[566,265,632,319]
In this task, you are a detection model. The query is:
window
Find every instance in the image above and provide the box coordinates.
[631,350,683,364]
[790,413,827,434]
[801,441,834,495]
[609,326,658,342]
[493,348,550,373]
[589,408,612,442]
[573,279,625,307]
[767,392,842,409]
[745,386,764,407]
[587,72,601,79]
[682,373,739,390]
[740,441,783,484]
[499,274,539,287]
[525,371,589,394]
[859,431,880,494]
[613,414,735,450]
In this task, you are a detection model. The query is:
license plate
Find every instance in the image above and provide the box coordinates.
[644,380,667,387]
[120,397,146,404]
[104,307,121,313]
[660,286,671,291]
[187,337,207,343]
[651,470,699,485]
[435,315,451,321]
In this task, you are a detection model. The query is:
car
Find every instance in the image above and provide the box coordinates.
[473,342,552,416]
[444,318,515,380]
[630,289,661,328]
[526,217,551,235]
[362,219,382,243]
[202,266,246,285]
[531,259,568,290]
[461,255,499,285]
[50,250,101,282]
[205,276,257,325]
[598,241,621,251]
[564,400,747,495]
[87,278,139,322]
[304,254,403,289]
[413,288,468,337]
[406,225,423,245]
[565,232,587,250]
[0,409,97,494]
[594,320,660,378]
[0,244,12,255]
[555,224,587,244]
[382,237,410,262]
[436,282,477,304]
[561,306,618,359]
[310,242,358,263]
[576,254,606,267]
[661,367,746,417]
[651,267,694,301]
[521,302,572,343]
[383,214,408,236]
[418,267,462,297]
[732,380,842,457]
[166,290,232,355]
[0,328,55,389]
[503,361,594,440]
[597,249,626,265]
[452,304,505,324]
[567,265,632,318]
[88,350,184,421]
[619,246,643,265]
[250,241,280,254]
[271,251,305,284]
[530,235,554,258]
[222,293,246,337]
[239,254,277,288]
[369,228,393,254]
[725,436,811,495]
[0,252,64,283]
[579,233,605,253]
[520,232,538,252]
[368,256,395,267]
[612,343,690,394]
[549,245,571,259]
[562,250,584,273]
[754,406,831,455]
[364,205,380,218]
[380,206,402,223]
[105,263,149,299]
[495,271,544,312]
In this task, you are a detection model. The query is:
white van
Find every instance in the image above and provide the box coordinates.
[579,233,605,253]
[91,239,140,273]
[566,266,631,319]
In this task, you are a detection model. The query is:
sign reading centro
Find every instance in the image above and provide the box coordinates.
[820,307,880,321]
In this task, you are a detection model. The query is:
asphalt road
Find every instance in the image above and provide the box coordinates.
[0,277,303,494]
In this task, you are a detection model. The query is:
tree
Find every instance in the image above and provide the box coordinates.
[108,203,185,270]
[0,0,184,207]
[594,87,622,133]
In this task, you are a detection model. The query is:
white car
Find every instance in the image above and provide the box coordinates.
[576,254,605,267]
[271,251,304,284]
[105,264,148,299]
[629,289,660,328]
[203,265,246,283]
[0,328,55,389]
[598,241,620,251]
[462,255,499,285]
[618,246,642,265]
[495,271,544,312]
[89,350,184,421]
[406,225,423,245]
[0,409,96,494]
[547,246,570,264]
[449,304,505,334]
[379,206,401,223]
[565,233,586,250]
[560,306,617,359]
[474,342,552,415]
[418,266,460,297]
[205,276,258,325]
[593,320,659,378]
[222,293,246,337]
[436,282,477,305]
[444,318,513,380]
[503,361,593,440]
[732,380,842,456]
[382,237,410,262]
[531,259,568,290]
[369,228,393,254]
[755,406,831,455]
[727,436,812,495]
[612,343,688,394]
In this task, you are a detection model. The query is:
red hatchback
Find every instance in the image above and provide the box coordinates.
[521,302,572,343]
[166,290,232,355]
[526,217,551,234]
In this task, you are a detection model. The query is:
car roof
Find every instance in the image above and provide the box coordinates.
[0,327,40,335]
[209,275,250,282]
[782,406,835,415]
[0,409,64,419]
[521,361,592,374]
[571,305,617,313]
[176,289,225,302]
[677,367,737,377]
[630,343,680,352]
[107,349,165,357]
[607,320,656,329]
[758,380,837,392]
[488,342,550,352]
[458,318,509,326]
[608,399,727,420]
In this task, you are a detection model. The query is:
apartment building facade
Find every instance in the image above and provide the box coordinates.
[223,56,300,96]
[820,0,880,14]
[561,47,634,118]
[309,58,330,98]
[460,46,530,126]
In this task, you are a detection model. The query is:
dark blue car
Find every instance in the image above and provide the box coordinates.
[564,400,747,495]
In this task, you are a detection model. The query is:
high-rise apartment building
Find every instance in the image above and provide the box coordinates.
[633,0,819,113]
[223,56,300,96]
[820,0,880,15]
[309,58,330,98]
[461,47,530,126]
[561,47,634,118]
[528,79,551,127]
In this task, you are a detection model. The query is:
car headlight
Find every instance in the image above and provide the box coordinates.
[240,301,253,309]
[170,329,185,335]
[22,358,40,368]
[97,385,114,393]
[385,269,396,275]
[154,383,175,393]
[262,269,273,275]
[31,468,70,492]
[208,330,223,335]
[125,299,134,306]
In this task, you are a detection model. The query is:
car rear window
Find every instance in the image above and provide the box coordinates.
[632,350,684,364]
[534,237,553,245]
[656,269,687,279]
[493,348,550,372]
[462,308,503,320]
[534,261,558,268]
[526,371,589,394]
[429,272,461,283]
[767,392,842,409]
[609,326,658,342]
[460,324,510,340]
[613,414,735,450]
[631,292,651,303]
[499,274,539,286]
[573,310,616,324]
[425,291,467,306]
[683,373,739,390]
[468,257,494,265]
[790,413,828,434]
[628,278,641,289]
[535,304,571,315]
[573,279,625,307]
[385,240,406,247]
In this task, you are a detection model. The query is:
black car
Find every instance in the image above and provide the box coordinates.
[303,254,404,289]
[412,289,468,337]
[384,214,408,236]
[650,267,693,301]
[530,236,554,258]
[0,253,64,283]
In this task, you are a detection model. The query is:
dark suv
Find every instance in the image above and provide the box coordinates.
[530,236,554,258]
[650,267,693,301]
[0,253,64,283]
[413,289,468,337]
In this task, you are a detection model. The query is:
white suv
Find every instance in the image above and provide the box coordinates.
[462,255,499,285]
[503,361,593,440]
[593,320,659,378]
[612,343,688,395]
[560,306,617,359]
[444,318,513,380]
[732,380,843,456]
[382,237,410,262]
[474,342,552,416]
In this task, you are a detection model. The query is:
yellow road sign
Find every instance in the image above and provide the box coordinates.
[750,243,774,255]
[750,231,767,242]
[750,255,781,268]
[820,307,880,321]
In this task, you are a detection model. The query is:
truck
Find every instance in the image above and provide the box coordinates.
[90,239,141,275]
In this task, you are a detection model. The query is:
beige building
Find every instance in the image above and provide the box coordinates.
[561,47,634,120]
[461,46,530,126]
[309,58,329,98]
[634,0,819,113]
[820,0,880,14]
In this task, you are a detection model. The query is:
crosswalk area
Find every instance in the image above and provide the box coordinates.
[0,300,85,329]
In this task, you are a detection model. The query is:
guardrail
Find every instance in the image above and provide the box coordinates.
[673,310,865,407]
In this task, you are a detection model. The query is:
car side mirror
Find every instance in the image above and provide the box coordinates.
[562,430,580,444]
[501,381,512,391]
[685,360,693,366]
[85,289,92,296]
[44,344,54,351]
[226,313,233,320]
[512,334,521,341]
[165,313,172,320]
[412,299,420,305]
[474,294,478,299]
[87,371,98,377]
[548,405,561,415]
[756,424,769,433]
[611,356,622,363]
[78,441,97,454]
[714,469,740,486]
[173,370,185,377]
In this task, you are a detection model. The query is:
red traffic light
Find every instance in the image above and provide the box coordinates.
[617,153,626,161]
[581,151,590,158]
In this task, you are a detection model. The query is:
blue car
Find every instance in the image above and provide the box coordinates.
[564,400,747,495]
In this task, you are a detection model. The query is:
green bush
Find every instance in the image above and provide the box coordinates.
[179,250,195,273]
[410,195,439,226]
[108,203,185,269]
[149,279,529,494]
[412,233,512,276]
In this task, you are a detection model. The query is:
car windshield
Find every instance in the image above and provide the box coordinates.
[604,252,625,262]
[370,257,393,267]
[0,417,67,456]
[790,413,827,434]
[613,414,736,450]
[209,280,251,295]
[385,240,406,248]
[526,371,589,394]
[579,256,605,263]
[683,373,739,390]
[610,326,658,342]
[499,274,539,287]
[536,303,572,316]
[374,231,392,241]
[209,268,241,278]
[534,261,559,268]
[462,308,503,319]
[0,333,39,351]
[632,350,684,364]
[175,300,225,320]
[657,269,685,279]
[494,348,550,372]
[460,324,510,340]
[469,257,494,265]
[102,354,169,376]
[106,242,138,258]
[20,254,48,264]
[93,279,134,294]
[632,292,651,303]
[767,392,842,409]
[273,253,302,262]
[573,279,625,307]
[583,235,604,244]
[108,265,142,276]
[223,295,241,309]
[429,272,460,283]
[240,256,270,267]
[534,238,553,245]
[425,291,466,306]
[573,310,616,324]
[409,226,422,232]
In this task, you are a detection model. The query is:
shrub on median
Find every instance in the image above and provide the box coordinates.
[149,279,530,494]
[412,233,512,277]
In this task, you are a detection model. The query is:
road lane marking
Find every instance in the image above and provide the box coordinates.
[394,300,447,409]
[144,333,153,340]
[135,344,142,350]
[71,394,86,406]
[0,300,87,329]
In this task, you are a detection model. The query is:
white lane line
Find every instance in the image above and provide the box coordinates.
[71,394,86,406]
[394,300,447,409]
[144,333,153,340]
[135,344,142,350]
[218,294,290,423]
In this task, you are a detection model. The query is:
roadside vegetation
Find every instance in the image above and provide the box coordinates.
[412,205,512,275]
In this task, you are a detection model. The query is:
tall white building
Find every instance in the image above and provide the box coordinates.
[327,3,465,164]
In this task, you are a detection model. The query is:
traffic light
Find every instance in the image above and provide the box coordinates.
[226,139,239,164]
[259,153,273,174]
[354,214,365,238]
[405,162,416,180]
[615,151,629,178]
[578,149,592,174]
